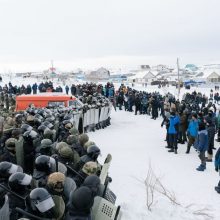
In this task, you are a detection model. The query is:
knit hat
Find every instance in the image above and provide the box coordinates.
[58,146,74,159]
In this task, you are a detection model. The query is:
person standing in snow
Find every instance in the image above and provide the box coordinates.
[65,85,69,94]
[216,109,220,142]
[214,147,220,193]
[161,111,170,149]
[134,94,141,115]
[186,113,199,154]
[167,111,180,154]
[178,110,188,144]
[194,123,208,171]
[204,116,215,162]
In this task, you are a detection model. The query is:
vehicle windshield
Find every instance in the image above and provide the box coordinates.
[48,101,65,108]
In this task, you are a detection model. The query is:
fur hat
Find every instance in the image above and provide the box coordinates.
[82,162,98,175]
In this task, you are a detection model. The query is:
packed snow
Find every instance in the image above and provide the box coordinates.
[89,109,220,220]
[1,76,220,220]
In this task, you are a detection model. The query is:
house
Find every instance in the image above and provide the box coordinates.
[206,71,220,83]
[86,67,110,80]
[195,69,220,83]
[152,64,169,72]
[140,65,150,70]
[128,70,157,85]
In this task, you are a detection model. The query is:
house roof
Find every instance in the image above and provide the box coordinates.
[197,69,220,79]
[128,70,156,79]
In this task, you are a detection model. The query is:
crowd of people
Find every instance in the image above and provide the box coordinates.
[112,85,220,193]
[0,81,120,220]
[0,81,115,97]
[1,78,220,219]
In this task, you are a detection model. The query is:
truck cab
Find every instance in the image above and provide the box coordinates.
[15,93,83,111]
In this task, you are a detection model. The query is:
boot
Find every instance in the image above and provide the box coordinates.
[186,145,191,154]
[215,186,220,193]
[174,149,178,154]
[196,164,206,171]
[215,181,220,193]
[206,154,213,162]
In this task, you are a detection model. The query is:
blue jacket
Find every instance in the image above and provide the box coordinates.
[194,130,208,152]
[215,148,220,170]
[108,87,114,97]
[168,115,180,134]
[187,120,198,137]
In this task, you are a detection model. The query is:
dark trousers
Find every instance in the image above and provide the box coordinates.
[168,134,178,150]
[178,130,187,142]
[218,128,220,141]
[135,106,141,115]
[199,151,206,166]
[166,132,170,147]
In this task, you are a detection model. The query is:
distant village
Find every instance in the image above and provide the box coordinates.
[2,63,220,87]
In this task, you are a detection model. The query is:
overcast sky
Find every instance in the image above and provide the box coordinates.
[0,0,219,72]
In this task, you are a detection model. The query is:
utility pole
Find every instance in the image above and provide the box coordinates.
[177,58,180,100]
[51,60,54,81]
[51,60,54,70]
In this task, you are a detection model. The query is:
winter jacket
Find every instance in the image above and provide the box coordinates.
[207,123,215,146]
[217,115,220,128]
[0,195,9,220]
[215,148,220,170]
[168,115,180,134]
[179,114,188,132]
[108,87,114,97]
[194,129,208,152]
[187,120,198,137]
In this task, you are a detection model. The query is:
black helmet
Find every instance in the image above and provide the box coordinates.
[35,155,55,172]
[64,114,72,120]
[35,114,44,121]
[15,114,23,123]
[38,125,48,133]
[45,116,55,123]
[8,172,32,192]
[70,186,94,212]
[33,118,42,127]
[30,188,55,213]
[82,175,101,197]
[23,130,38,139]
[0,162,23,179]
[87,145,100,160]
[42,121,54,129]
[38,109,46,117]
[21,124,33,133]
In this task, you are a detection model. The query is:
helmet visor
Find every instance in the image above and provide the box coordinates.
[36,196,55,213]
[49,157,56,166]
[26,125,33,132]
[29,130,38,139]
[21,174,32,185]
[9,164,23,174]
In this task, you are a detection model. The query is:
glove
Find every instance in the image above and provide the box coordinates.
[215,167,218,172]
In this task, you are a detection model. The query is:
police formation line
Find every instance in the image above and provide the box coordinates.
[0,87,121,219]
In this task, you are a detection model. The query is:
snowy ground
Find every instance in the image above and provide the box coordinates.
[89,110,220,220]
[2,76,220,219]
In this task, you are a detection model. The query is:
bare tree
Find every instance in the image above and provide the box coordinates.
[144,163,213,219]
